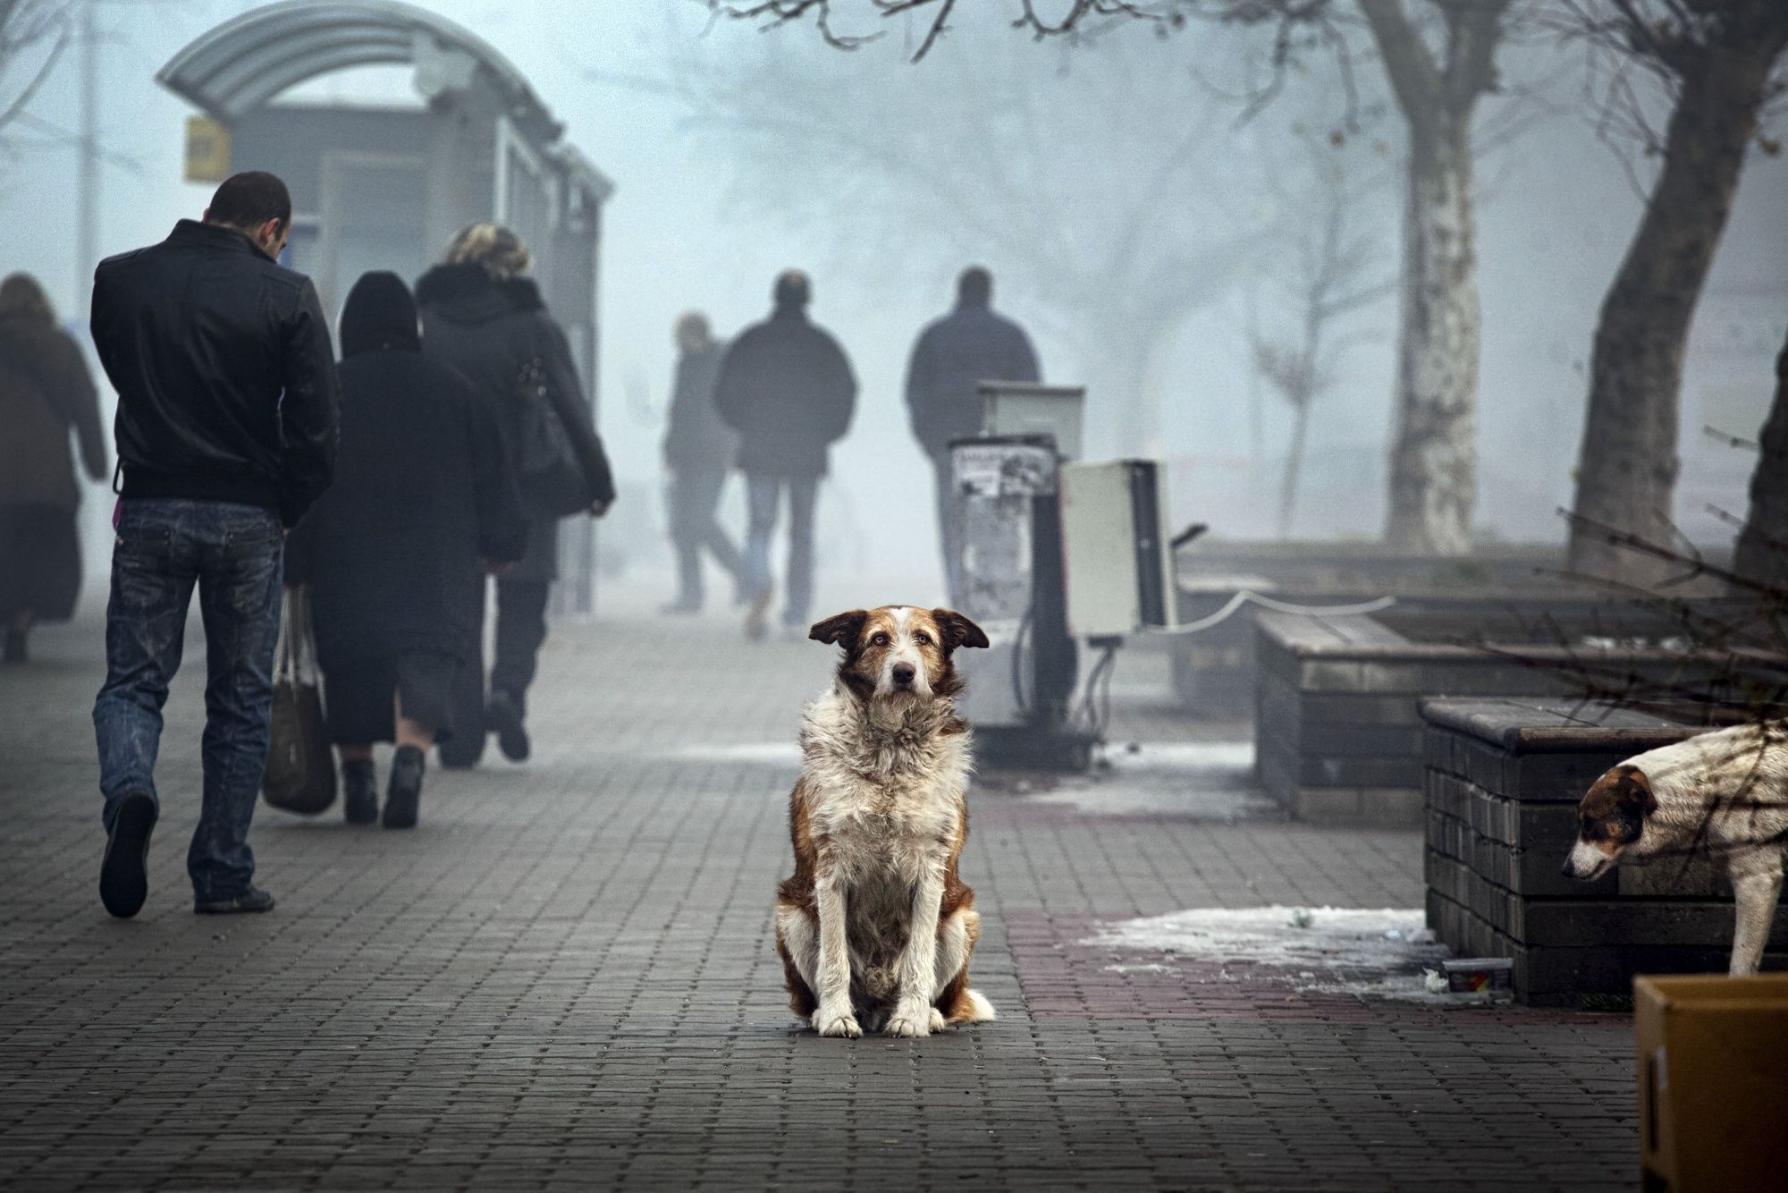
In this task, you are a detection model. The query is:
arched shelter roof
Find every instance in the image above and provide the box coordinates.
[157,0,562,140]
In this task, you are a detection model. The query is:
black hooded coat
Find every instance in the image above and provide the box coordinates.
[285,272,526,670]
[415,262,615,584]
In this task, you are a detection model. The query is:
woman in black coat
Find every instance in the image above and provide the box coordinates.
[0,273,108,662]
[285,272,526,828]
[416,224,615,768]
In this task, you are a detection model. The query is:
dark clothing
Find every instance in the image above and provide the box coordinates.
[663,341,736,473]
[0,506,82,621]
[0,313,107,509]
[322,651,458,744]
[416,262,614,585]
[439,575,551,769]
[92,498,284,902]
[744,472,820,626]
[282,346,526,668]
[90,221,340,528]
[904,297,1040,458]
[714,306,856,478]
[489,577,551,705]
[668,469,743,605]
[0,312,108,621]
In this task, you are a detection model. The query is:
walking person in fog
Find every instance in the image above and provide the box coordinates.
[284,273,526,828]
[661,311,743,615]
[89,171,339,918]
[417,224,615,767]
[714,270,856,641]
[905,266,1039,598]
[0,273,108,663]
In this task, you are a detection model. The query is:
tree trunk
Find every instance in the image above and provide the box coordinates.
[1382,115,1479,554]
[1279,398,1312,538]
[1733,337,1788,589]
[1567,51,1777,584]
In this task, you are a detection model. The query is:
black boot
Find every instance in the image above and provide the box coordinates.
[487,689,530,762]
[2,627,25,664]
[341,759,378,825]
[382,745,426,829]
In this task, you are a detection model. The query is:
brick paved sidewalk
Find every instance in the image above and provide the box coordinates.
[0,601,1636,1191]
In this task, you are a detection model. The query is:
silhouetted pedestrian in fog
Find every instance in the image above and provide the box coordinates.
[89,171,339,918]
[714,270,856,640]
[284,273,526,828]
[662,311,743,614]
[905,266,1039,598]
[417,224,615,768]
[0,273,108,663]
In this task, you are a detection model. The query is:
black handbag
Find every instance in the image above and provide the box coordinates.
[514,351,589,519]
[262,586,337,815]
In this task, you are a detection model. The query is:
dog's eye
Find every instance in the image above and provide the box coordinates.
[871,632,891,647]
[914,632,932,646]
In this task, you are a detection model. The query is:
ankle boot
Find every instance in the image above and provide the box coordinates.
[341,759,378,825]
[382,745,426,829]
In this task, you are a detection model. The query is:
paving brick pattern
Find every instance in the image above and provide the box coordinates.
[0,604,1637,1190]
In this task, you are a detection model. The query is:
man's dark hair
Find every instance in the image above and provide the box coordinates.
[773,269,810,309]
[957,266,992,305]
[206,171,292,231]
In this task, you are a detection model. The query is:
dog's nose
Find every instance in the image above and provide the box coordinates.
[1560,859,1576,878]
[892,664,916,687]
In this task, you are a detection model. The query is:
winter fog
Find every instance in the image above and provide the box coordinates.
[3,0,1784,600]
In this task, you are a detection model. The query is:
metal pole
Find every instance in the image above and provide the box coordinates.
[74,0,98,318]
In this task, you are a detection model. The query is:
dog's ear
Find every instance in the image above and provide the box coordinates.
[931,609,990,652]
[809,609,868,648]
[1617,766,1658,817]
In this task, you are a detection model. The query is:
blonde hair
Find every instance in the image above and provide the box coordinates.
[443,223,531,281]
[0,272,53,322]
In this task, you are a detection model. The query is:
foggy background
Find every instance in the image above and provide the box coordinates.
[2,0,1783,603]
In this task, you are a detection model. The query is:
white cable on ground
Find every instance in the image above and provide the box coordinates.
[1140,591,1398,637]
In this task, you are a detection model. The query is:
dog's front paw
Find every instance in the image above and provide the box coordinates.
[813,1007,862,1038]
[928,1006,947,1033]
[886,1002,932,1038]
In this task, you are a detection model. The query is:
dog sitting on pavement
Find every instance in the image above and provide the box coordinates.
[774,605,997,1038]
[1563,719,1788,975]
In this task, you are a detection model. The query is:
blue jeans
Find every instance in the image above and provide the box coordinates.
[93,498,284,902]
[743,473,818,627]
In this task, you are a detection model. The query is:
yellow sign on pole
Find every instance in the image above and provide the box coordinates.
[183,116,232,183]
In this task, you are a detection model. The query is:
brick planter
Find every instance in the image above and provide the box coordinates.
[1422,698,1788,1006]
[1252,604,1768,825]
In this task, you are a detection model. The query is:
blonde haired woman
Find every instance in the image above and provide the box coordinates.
[416,224,615,767]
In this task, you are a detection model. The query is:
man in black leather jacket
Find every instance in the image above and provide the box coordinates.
[89,171,340,919]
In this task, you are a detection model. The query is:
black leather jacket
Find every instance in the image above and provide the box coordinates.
[91,220,340,526]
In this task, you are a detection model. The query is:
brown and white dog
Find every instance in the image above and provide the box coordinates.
[774,605,997,1038]
[1563,719,1788,974]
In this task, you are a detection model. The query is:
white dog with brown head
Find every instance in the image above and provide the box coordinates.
[774,604,996,1038]
[1564,719,1788,974]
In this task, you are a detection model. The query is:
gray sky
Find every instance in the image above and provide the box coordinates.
[1,0,1783,594]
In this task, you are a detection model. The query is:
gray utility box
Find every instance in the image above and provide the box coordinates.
[1060,460,1175,640]
[978,382,1086,461]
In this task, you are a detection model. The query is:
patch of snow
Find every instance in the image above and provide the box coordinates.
[672,741,802,765]
[1085,905,1472,1004]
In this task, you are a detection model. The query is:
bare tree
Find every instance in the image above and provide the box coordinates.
[705,0,1516,555]
[661,11,1287,455]
[1560,0,1788,586]
[1249,134,1393,535]
[0,0,71,140]
[1734,334,1788,588]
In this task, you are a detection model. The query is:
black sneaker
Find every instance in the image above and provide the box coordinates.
[341,759,378,825]
[382,744,426,829]
[99,791,157,918]
[194,887,275,914]
[488,689,530,763]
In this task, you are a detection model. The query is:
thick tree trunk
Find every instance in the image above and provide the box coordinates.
[1279,398,1312,537]
[1567,52,1776,584]
[1733,338,1788,589]
[1382,117,1479,553]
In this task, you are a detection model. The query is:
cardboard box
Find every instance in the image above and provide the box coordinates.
[1635,973,1788,1192]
